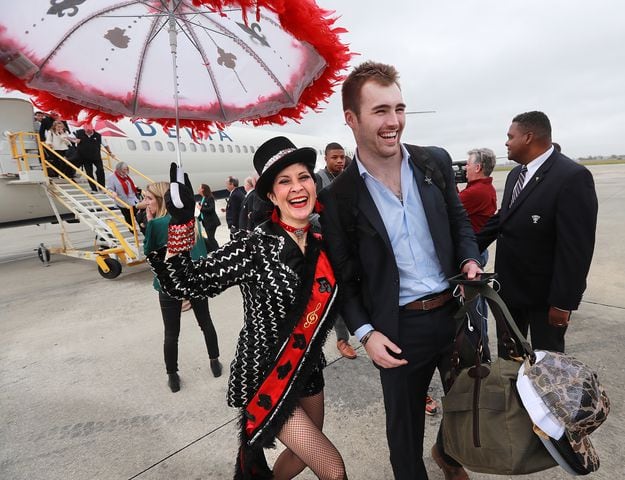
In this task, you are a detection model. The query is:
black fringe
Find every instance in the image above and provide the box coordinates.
[234,442,273,480]
[233,234,339,479]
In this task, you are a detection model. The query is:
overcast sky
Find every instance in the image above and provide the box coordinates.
[3,1,623,161]
[272,0,625,160]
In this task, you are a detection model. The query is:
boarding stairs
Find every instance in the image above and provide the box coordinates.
[6,130,153,278]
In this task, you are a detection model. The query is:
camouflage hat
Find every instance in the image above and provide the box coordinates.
[517,350,610,474]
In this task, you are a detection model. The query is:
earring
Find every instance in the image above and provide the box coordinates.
[271,207,280,223]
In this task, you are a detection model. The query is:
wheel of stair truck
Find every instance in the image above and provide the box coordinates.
[37,244,50,264]
[97,257,122,279]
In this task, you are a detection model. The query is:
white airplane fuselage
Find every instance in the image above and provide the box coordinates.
[0,98,353,227]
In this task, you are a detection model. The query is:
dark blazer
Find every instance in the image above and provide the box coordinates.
[477,150,597,311]
[74,129,104,160]
[198,196,221,231]
[319,145,479,343]
[225,186,246,229]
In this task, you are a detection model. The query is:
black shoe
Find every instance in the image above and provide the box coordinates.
[210,358,222,378]
[168,373,180,392]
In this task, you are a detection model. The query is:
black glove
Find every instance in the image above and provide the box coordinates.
[164,162,195,225]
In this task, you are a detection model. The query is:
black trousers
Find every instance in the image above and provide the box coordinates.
[49,150,74,178]
[118,207,133,230]
[203,224,219,252]
[379,302,459,480]
[82,155,105,191]
[498,305,566,358]
[158,292,220,374]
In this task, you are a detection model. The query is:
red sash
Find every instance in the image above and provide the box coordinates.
[243,249,337,445]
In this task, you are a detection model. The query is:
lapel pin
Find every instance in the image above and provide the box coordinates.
[531,215,541,224]
[424,176,433,185]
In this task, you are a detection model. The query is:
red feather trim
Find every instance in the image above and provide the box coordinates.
[0,0,352,138]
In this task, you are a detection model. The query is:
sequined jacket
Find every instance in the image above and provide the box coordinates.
[147,222,330,408]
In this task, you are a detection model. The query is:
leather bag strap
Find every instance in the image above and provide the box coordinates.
[454,283,534,359]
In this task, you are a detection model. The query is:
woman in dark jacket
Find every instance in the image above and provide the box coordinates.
[197,183,221,252]
[147,137,347,480]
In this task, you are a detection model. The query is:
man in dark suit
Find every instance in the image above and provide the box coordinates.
[320,61,481,480]
[477,111,598,355]
[223,175,245,236]
[74,124,111,192]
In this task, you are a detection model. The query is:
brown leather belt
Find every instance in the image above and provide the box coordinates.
[402,290,454,311]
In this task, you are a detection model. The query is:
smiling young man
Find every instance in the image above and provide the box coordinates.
[319,61,481,480]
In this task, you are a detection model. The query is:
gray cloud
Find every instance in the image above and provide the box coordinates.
[273,0,625,159]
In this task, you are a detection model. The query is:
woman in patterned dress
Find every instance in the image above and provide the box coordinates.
[147,137,347,480]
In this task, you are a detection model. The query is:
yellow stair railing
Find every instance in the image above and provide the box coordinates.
[7,130,155,278]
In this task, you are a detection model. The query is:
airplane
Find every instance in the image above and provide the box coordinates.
[0,97,354,228]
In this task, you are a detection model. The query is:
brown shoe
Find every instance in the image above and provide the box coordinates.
[431,444,469,480]
[336,339,357,359]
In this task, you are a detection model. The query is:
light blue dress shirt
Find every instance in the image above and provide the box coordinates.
[353,145,449,340]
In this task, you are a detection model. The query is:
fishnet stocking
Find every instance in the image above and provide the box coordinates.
[273,392,347,480]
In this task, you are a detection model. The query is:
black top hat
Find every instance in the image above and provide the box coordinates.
[254,136,317,201]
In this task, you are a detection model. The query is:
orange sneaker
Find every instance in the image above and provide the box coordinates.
[425,395,438,416]
[336,339,357,359]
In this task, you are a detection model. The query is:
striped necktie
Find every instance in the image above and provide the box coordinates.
[509,166,528,207]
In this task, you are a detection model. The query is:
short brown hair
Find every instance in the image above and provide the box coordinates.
[342,61,400,115]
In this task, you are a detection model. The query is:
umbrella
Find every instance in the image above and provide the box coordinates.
[0,0,350,139]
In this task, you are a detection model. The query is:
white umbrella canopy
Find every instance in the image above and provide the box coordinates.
[0,0,350,135]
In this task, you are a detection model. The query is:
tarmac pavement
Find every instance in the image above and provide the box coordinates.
[1,164,623,479]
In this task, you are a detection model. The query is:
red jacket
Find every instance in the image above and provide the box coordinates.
[459,177,497,233]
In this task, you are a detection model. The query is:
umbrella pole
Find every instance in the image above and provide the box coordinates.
[168,5,184,207]
[168,13,183,171]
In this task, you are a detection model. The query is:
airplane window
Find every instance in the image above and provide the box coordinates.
[227,145,233,153]
[235,145,241,153]
[209,144,216,153]
[190,143,197,152]
[218,145,224,153]
[243,146,248,153]
[127,139,137,151]
[167,142,175,152]
[180,143,187,152]
[141,140,150,151]
[250,146,255,153]
[200,144,207,152]
[154,141,163,151]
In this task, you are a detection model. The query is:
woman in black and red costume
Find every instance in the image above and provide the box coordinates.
[147,137,347,480]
